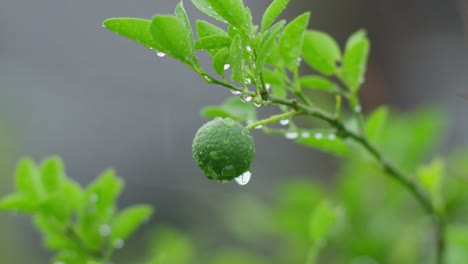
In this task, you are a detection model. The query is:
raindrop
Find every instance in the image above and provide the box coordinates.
[231,90,241,95]
[203,75,213,83]
[265,83,271,91]
[99,224,111,237]
[254,102,261,107]
[246,46,252,52]
[301,132,311,138]
[354,105,362,112]
[314,133,324,139]
[113,239,125,249]
[241,95,253,103]
[244,78,252,84]
[156,52,166,57]
[224,64,230,70]
[285,132,299,139]
[328,134,336,140]
[235,171,251,185]
[279,119,290,126]
[254,125,263,129]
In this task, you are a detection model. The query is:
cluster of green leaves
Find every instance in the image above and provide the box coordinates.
[103,0,368,114]
[0,157,153,264]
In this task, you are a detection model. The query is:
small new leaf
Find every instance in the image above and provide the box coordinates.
[261,0,291,32]
[103,18,156,49]
[212,48,230,77]
[195,36,231,50]
[201,97,257,123]
[300,76,342,94]
[205,0,251,32]
[256,20,286,74]
[192,0,227,23]
[302,30,342,76]
[309,201,338,242]
[279,12,310,70]
[175,2,195,51]
[229,35,244,82]
[196,20,229,38]
[340,30,370,92]
[365,106,389,144]
[110,205,154,243]
[15,158,43,199]
[150,15,194,63]
[40,156,65,194]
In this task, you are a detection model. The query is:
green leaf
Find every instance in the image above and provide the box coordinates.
[175,2,195,51]
[279,12,310,70]
[302,30,341,76]
[110,205,154,243]
[192,0,227,23]
[63,179,84,213]
[212,48,230,77]
[196,20,229,38]
[365,106,389,144]
[102,18,156,49]
[296,131,349,156]
[15,158,43,199]
[229,35,244,82]
[256,20,286,74]
[341,30,370,92]
[309,201,338,242]
[40,156,65,193]
[345,29,367,51]
[201,97,257,123]
[205,0,251,31]
[0,193,36,212]
[300,75,342,94]
[195,35,231,50]
[261,0,291,32]
[417,158,444,200]
[85,169,123,218]
[147,226,194,264]
[149,15,193,62]
[265,41,281,65]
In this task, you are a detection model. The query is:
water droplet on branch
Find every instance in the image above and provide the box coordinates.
[285,132,299,139]
[156,52,166,57]
[279,119,290,126]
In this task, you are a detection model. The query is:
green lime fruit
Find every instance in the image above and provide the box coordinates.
[192,117,255,182]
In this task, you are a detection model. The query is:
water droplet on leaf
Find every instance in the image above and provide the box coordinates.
[99,224,111,237]
[224,64,230,70]
[231,90,241,95]
[156,52,166,57]
[113,239,124,249]
[328,134,336,140]
[301,132,310,138]
[235,171,251,185]
[315,133,324,139]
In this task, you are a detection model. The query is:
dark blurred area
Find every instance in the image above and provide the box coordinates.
[0,0,467,262]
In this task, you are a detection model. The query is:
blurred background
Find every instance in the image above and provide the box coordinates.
[1,0,468,262]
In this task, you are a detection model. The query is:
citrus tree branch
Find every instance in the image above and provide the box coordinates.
[201,73,445,263]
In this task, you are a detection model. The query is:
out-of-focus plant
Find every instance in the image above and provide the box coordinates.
[0,157,153,263]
